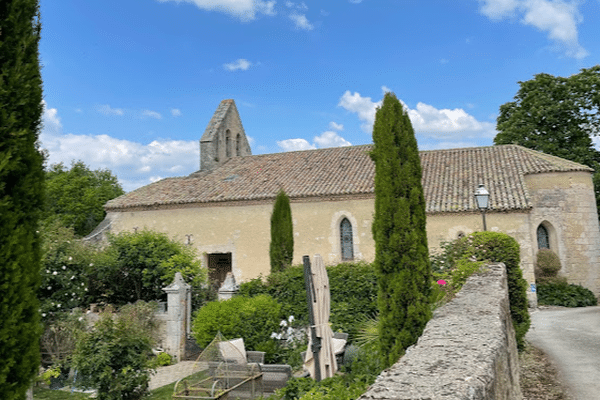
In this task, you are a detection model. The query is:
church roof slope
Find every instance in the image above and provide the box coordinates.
[105,144,592,213]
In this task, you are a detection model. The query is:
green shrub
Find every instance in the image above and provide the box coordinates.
[535,249,564,284]
[435,232,530,351]
[72,301,157,400]
[192,294,281,357]
[149,352,172,368]
[238,262,378,342]
[537,282,598,307]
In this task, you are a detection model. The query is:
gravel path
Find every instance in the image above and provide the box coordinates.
[148,361,202,390]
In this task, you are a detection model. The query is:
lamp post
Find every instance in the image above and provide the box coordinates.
[474,184,490,231]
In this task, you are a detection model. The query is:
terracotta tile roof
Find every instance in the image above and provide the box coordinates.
[105,144,592,213]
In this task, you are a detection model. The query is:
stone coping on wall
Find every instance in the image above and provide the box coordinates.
[359,263,522,400]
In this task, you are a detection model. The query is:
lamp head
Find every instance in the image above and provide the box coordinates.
[475,184,490,210]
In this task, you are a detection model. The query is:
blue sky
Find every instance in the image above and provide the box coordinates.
[40,0,600,191]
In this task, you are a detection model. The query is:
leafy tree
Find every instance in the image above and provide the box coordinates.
[270,190,294,273]
[39,221,94,320]
[90,230,206,308]
[494,66,600,213]
[72,302,157,400]
[370,92,432,367]
[0,0,45,398]
[44,161,124,237]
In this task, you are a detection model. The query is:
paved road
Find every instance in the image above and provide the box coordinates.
[526,306,600,400]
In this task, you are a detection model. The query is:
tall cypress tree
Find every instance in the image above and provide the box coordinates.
[270,190,294,273]
[371,92,431,367]
[0,0,45,398]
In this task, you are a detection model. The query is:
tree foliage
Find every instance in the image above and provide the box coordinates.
[270,190,294,273]
[0,0,45,397]
[370,92,432,367]
[88,230,206,308]
[39,221,94,319]
[44,161,124,237]
[494,66,600,213]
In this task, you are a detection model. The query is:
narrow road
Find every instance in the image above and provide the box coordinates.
[526,306,600,400]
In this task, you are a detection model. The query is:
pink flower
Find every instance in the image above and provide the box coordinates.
[437,279,447,285]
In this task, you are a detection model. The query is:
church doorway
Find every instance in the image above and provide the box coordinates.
[207,253,232,287]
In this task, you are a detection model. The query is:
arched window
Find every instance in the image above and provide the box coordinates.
[236,133,241,156]
[537,225,550,249]
[340,218,354,261]
[226,130,231,158]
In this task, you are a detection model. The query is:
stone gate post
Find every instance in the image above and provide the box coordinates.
[163,272,191,362]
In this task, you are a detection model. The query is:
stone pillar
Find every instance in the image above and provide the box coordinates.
[218,272,239,301]
[163,272,191,362]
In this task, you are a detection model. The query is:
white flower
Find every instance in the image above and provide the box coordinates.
[62,266,67,270]
[280,320,287,327]
[270,332,278,339]
[78,317,83,321]
[42,313,46,317]
[70,276,75,280]
[89,263,94,267]
[72,293,76,297]
[57,304,61,308]
[47,286,52,290]
[288,315,294,323]
[68,257,72,261]
[52,271,57,275]
[46,270,50,274]
[84,288,88,291]
[81,283,85,286]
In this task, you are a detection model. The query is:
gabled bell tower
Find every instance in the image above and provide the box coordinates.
[200,99,252,171]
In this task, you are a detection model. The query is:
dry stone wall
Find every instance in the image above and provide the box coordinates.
[359,263,522,400]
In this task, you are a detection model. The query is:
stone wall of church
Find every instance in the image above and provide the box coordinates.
[525,171,600,296]
[105,170,600,297]
[106,197,376,284]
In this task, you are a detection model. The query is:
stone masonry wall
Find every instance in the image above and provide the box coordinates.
[359,263,522,400]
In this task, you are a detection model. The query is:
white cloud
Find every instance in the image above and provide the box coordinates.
[329,121,344,131]
[478,0,588,59]
[41,104,199,192]
[97,104,124,116]
[407,103,496,139]
[338,90,381,132]
[171,108,182,117]
[277,123,352,152]
[277,138,316,152]
[142,109,162,119]
[157,0,276,21]
[42,101,62,135]
[313,131,352,148]
[224,58,253,71]
[289,12,314,30]
[338,89,497,142]
[349,0,363,3]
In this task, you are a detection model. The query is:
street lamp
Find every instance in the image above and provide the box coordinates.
[474,184,490,231]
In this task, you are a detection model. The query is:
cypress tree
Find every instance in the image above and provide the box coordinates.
[270,190,294,273]
[371,92,432,367]
[0,0,45,398]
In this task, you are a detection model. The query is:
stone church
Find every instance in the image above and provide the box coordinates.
[99,99,600,303]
